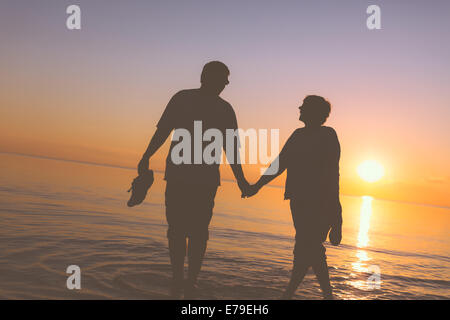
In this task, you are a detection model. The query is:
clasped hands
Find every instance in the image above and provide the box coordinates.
[238,180,261,198]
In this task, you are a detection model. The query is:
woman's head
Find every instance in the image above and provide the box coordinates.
[299,95,331,126]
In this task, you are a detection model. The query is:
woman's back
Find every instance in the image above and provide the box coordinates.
[282,126,340,202]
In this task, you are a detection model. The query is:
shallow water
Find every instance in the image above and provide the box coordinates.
[0,153,448,299]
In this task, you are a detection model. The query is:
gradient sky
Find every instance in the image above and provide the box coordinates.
[1,0,449,206]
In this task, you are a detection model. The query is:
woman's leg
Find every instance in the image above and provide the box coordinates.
[287,199,334,299]
[282,258,310,299]
[311,244,333,299]
[283,199,312,299]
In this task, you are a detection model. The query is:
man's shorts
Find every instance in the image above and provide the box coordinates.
[165,180,218,241]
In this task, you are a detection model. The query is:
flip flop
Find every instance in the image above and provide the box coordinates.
[127,169,154,207]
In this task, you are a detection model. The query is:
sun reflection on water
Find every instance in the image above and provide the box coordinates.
[349,196,375,290]
[357,196,373,248]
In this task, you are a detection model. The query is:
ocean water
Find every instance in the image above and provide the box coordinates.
[0,153,448,300]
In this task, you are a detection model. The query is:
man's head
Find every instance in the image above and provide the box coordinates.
[200,61,230,95]
[299,95,331,126]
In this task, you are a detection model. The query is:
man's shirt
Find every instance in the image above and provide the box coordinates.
[157,89,238,186]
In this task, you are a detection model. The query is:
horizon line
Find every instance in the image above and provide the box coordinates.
[1,151,449,211]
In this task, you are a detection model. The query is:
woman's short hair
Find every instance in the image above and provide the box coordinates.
[303,95,331,125]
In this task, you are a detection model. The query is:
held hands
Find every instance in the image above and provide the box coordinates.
[237,179,250,198]
[240,182,261,198]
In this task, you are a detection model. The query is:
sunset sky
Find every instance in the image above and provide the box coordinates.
[1,0,449,207]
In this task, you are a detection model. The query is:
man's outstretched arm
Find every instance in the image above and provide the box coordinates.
[138,126,172,174]
[229,162,249,196]
[224,129,249,196]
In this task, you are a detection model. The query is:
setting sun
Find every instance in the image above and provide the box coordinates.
[357,160,384,183]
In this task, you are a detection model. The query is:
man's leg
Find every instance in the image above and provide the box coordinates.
[165,181,188,298]
[185,236,208,298]
[184,185,217,299]
[168,234,187,298]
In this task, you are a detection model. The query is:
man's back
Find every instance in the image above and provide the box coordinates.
[157,89,238,186]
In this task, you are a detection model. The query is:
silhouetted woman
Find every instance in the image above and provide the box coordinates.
[246,95,342,299]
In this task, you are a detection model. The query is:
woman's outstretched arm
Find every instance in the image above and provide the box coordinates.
[245,131,295,197]
[254,155,287,190]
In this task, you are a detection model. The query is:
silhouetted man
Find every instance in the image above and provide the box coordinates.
[138,61,249,298]
[245,95,342,299]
